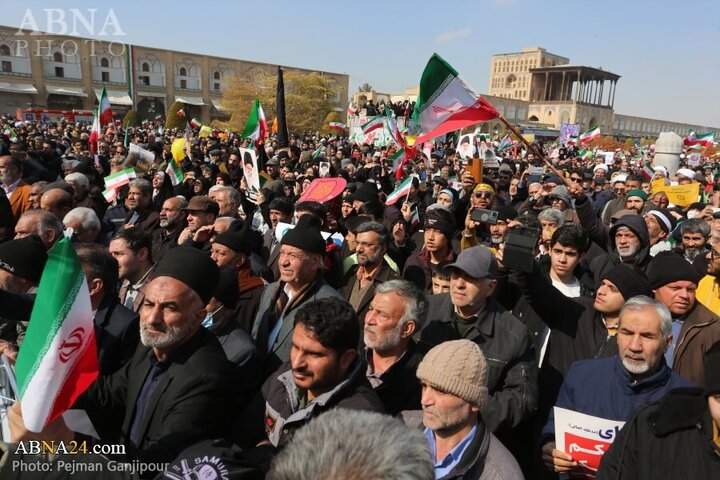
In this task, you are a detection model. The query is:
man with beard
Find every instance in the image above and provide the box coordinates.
[241,298,384,449]
[0,154,32,220]
[122,179,159,235]
[364,280,427,415]
[9,247,234,466]
[112,229,155,313]
[644,207,676,257]
[152,196,187,263]
[177,195,219,250]
[417,339,524,479]
[624,189,647,215]
[541,296,692,476]
[678,218,711,265]
[340,221,400,327]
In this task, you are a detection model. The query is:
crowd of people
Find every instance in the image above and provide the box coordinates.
[0,109,719,479]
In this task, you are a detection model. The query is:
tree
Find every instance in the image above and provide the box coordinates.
[358,83,373,93]
[123,109,139,127]
[321,111,341,135]
[165,101,186,130]
[220,70,340,134]
[624,138,635,149]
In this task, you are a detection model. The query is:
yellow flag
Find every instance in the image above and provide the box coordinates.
[653,181,700,208]
[171,138,186,162]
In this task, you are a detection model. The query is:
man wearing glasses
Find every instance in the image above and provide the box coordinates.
[339,221,400,329]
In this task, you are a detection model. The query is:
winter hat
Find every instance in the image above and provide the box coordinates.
[600,264,652,300]
[281,214,326,255]
[645,208,677,235]
[626,189,648,201]
[424,209,456,241]
[268,197,294,217]
[647,251,703,288]
[548,185,572,206]
[214,230,252,255]
[704,341,720,395]
[213,266,239,309]
[353,183,379,203]
[0,236,48,283]
[154,247,220,304]
[416,339,489,407]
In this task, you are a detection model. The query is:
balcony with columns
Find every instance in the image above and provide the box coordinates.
[528,65,620,110]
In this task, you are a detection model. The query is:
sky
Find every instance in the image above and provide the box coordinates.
[3,0,719,127]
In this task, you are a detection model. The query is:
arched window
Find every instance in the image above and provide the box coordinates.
[213,71,220,80]
[142,62,150,72]
[100,57,109,68]
[0,45,10,56]
[53,51,63,62]
[179,67,187,76]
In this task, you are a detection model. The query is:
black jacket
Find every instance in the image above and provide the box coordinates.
[93,297,139,375]
[417,294,537,433]
[367,339,424,415]
[339,260,400,327]
[77,328,235,465]
[516,261,618,422]
[597,387,720,480]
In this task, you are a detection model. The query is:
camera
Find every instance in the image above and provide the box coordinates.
[503,225,540,273]
[471,208,498,225]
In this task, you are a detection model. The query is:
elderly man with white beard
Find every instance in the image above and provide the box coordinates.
[364,279,428,415]
[9,247,237,467]
[540,296,693,476]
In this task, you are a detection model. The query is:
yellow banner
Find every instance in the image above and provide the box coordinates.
[651,180,700,208]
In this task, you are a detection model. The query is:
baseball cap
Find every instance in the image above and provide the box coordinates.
[446,246,498,279]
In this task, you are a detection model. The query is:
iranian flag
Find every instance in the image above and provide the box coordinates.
[579,127,601,144]
[411,53,499,145]
[165,159,184,186]
[347,103,357,117]
[154,114,163,121]
[242,98,268,143]
[177,108,186,118]
[190,117,202,128]
[390,149,407,180]
[98,87,113,125]
[566,135,578,146]
[361,115,385,135]
[640,162,655,181]
[15,237,98,432]
[684,131,715,148]
[329,122,346,130]
[3,127,17,140]
[104,167,137,191]
[385,175,415,206]
[88,110,100,153]
[312,145,323,160]
[101,189,117,203]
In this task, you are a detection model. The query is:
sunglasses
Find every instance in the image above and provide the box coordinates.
[570,177,583,183]
[474,191,493,199]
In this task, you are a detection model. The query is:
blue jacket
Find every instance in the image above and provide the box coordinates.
[541,356,693,441]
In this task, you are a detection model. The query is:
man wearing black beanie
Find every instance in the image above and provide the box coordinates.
[515,261,653,427]
[9,246,236,467]
[648,251,720,387]
[252,214,345,378]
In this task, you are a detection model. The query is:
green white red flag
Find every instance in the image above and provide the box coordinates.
[385,175,415,206]
[410,53,499,145]
[329,122,346,130]
[165,159,184,186]
[15,237,99,432]
[103,167,137,191]
[361,115,385,135]
[88,109,100,154]
[190,118,202,128]
[684,131,715,148]
[579,127,601,144]
[98,87,113,125]
[242,98,268,143]
[497,134,513,151]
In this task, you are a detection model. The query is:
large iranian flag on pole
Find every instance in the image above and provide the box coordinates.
[411,53,499,145]
[684,131,715,148]
[242,98,268,142]
[15,237,99,432]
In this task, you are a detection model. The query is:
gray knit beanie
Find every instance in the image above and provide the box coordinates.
[416,340,489,407]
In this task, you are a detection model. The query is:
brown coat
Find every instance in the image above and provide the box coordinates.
[672,302,720,387]
[8,181,32,220]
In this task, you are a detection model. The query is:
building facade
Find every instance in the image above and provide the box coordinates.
[487,47,569,101]
[0,25,349,124]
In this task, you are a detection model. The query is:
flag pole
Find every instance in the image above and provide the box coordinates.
[495,114,571,187]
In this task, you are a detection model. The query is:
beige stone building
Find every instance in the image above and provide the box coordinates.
[487,47,569,101]
[0,25,349,124]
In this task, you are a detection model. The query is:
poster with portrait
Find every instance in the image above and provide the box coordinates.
[240,147,260,203]
[456,133,476,159]
[560,123,580,145]
[554,407,626,479]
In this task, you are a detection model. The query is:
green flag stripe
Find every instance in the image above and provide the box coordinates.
[414,53,458,114]
[15,238,85,394]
